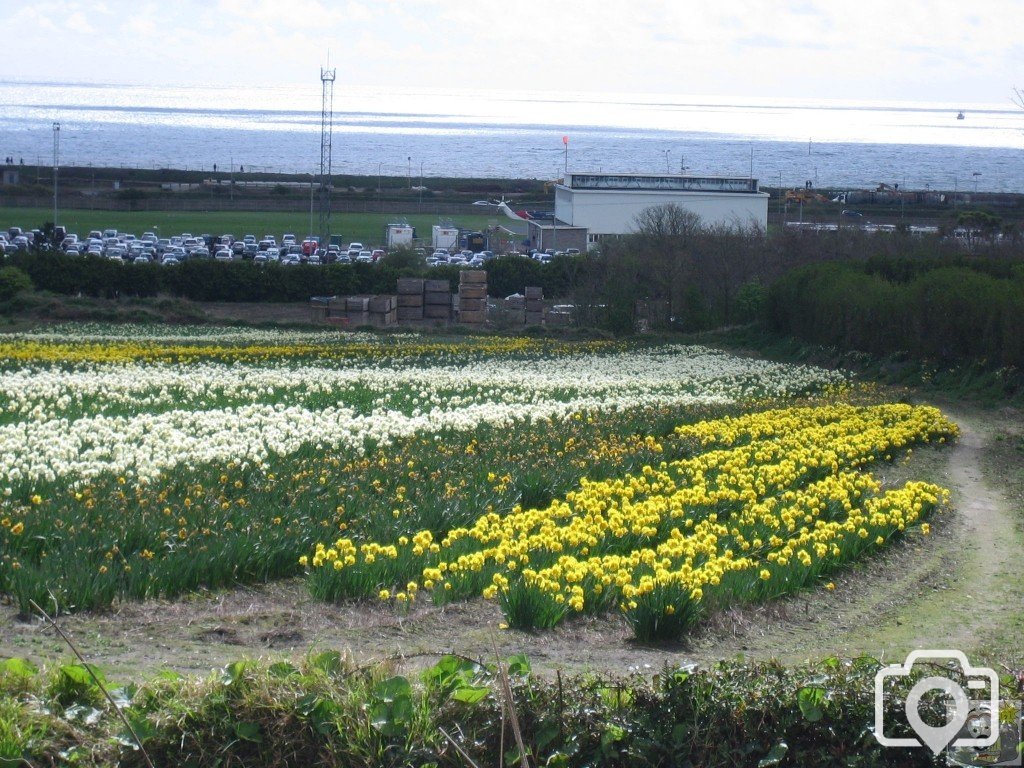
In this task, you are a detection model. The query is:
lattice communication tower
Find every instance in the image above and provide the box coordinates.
[318,67,336,248]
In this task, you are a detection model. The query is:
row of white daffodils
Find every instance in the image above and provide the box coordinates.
[0,346,842,423]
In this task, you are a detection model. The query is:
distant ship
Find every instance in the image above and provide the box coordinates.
[957,111,965,120]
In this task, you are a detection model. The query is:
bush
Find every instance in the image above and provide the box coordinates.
[0,266,33,301]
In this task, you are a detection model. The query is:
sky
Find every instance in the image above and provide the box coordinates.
[1,0,1022,105]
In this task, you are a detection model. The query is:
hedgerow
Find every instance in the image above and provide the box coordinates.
[2,653,1020,767]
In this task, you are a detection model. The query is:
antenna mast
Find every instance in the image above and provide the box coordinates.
[319,65,336,250]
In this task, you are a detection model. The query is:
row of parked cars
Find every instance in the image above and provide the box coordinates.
[3,226,580,266]
[0,227,37,254]
[1,226,395,266]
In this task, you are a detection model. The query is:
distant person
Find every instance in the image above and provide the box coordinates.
[18,158,23,165]
[213,163,217,173]
[239,165,244,173]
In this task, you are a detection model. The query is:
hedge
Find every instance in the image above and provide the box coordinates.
[6,250,581,304]
[767,261,1024,368]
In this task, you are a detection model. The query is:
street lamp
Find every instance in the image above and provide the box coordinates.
[407,157,411,188]
[52,122,60,228]
[663,149,671,173]
[972,172,981,196]
[309,171,315,237]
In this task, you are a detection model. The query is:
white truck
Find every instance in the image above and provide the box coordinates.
[431,225,459,252]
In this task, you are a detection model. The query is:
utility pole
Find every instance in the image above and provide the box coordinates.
[52,123,60,228]
[309,172,315,237]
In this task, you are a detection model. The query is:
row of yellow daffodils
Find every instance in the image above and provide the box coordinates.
[0,335,618,365]
[304,404,955,640]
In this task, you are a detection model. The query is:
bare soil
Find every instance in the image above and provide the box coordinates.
[2,401,1022,679]
[197,302,315,325]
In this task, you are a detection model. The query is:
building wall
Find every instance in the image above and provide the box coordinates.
[526,220,588,253]
[555,187,768,234]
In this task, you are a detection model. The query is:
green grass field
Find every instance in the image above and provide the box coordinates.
[1,207,520,249]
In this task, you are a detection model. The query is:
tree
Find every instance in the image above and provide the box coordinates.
[630,203,704,327]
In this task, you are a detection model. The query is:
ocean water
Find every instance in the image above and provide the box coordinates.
[0,81,1021,192]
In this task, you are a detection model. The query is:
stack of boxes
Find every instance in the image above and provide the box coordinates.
[458,270,487,326]
[504,295,526,324]
[368,295,398,327]
[524,286,544,325]
[397,278,425,323]
[343,296,370,326]
[314,295,398,327]
[423,279,452,320]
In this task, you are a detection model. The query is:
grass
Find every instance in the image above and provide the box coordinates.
[0,207,514,250]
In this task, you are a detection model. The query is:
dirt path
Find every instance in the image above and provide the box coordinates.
[684,405,1024,668]
[2,404,1021,679]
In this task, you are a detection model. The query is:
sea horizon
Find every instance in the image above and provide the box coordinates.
[1,80,1021,192]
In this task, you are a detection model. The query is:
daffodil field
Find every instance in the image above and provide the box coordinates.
[0,324,956,641]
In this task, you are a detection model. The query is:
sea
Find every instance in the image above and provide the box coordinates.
[1,81,1022,193]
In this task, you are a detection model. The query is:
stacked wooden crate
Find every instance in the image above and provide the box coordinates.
[524,286,544,325]
[368,295,398,327]
[397,278,425,323]
[458,270,487,326]
[423,279,452,320]
[310,298,330,323]
[504,295,526,324]
[344,296,370,326]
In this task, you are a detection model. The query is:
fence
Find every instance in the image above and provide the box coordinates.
[0,196,499,218]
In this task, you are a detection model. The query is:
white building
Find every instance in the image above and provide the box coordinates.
[554,173,769,246]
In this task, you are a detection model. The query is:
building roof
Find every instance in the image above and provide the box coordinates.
[560,172,763,194]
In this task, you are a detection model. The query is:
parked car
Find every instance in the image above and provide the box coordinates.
[371,249,385,261]
[347,242,364,257]
[356,250,373,263]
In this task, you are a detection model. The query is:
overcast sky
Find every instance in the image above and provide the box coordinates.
[2,0,1021,105]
